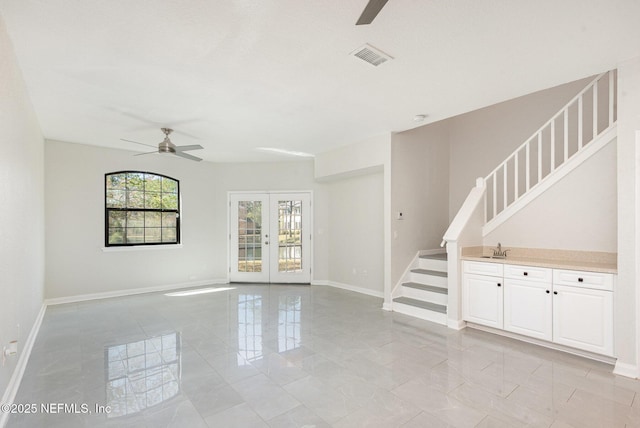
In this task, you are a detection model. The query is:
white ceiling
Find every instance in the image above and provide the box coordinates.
[1,0,639,162]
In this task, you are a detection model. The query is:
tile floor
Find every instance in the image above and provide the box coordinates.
[6,284,640,427]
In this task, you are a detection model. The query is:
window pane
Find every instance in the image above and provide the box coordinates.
[106,190,126,208]
[144,174,162,192]
[108,211,126,227]
[162,213,177,228]
[145,228,162,243]
[145,212,161,227]
[108,228,125,244]
[162,194,178,210]
[145,192,162,209]
[106,173,127,190]
[127,173,144,191]
[127,211,144,228]
[126,227,145,243]
[162,228,177,243]
[162,178,177,193]
[127,191,145,209]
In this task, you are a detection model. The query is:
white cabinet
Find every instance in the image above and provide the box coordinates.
[552,271,614,356]
[462,261,614,357]
[463,262,504,329]
[553,268,614,291]
[504,277,553,341]
[504,264,553,341]
[463,273,503,329]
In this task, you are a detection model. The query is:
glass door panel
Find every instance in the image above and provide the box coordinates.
[230,194,270,283]
[277,200,302,273]
[269,193,311,283]
[237,201,263,273]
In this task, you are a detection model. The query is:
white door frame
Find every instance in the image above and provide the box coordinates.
[228,191,313,284]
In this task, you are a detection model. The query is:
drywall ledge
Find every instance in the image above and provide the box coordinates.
[314,134,390,180]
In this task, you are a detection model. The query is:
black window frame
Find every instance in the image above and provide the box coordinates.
[104,171,181,247]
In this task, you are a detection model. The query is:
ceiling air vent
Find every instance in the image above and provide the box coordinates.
[350,44,393,67]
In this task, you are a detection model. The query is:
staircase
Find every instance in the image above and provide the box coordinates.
[392,70,618,327]
[392,253,448,325]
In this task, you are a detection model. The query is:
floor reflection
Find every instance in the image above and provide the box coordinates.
[278,295,302,353]
[105,332,181,418]
[236,290,303,366]
[237,294,263,365]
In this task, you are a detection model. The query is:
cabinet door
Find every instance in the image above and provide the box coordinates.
[504,279,552,341]
[552,285,614,356]
[463,274,503,329]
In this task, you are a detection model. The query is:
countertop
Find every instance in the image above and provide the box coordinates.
[461,246,617,274]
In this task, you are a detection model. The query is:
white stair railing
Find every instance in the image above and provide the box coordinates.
[484,70,617,222]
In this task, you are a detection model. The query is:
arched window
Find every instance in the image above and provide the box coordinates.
[105,171,180,246]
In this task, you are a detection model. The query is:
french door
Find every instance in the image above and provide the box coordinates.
[229,192,311,283]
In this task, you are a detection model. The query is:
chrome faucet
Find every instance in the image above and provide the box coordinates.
[492,242,509,258]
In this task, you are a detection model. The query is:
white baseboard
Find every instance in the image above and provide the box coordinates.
[448,319,467,330]
[1,303,47,428]
[613,361,639,379]
[467,322,617,365]
[45,278,228,306]
[312,280,384,299]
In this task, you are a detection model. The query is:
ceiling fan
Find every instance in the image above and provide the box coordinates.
[356,0,390,25]
[121,128,204,162]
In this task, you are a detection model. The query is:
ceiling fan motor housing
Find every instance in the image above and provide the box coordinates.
[159,138,176,153]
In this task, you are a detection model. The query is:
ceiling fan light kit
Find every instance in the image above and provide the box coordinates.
[121,128,204,162]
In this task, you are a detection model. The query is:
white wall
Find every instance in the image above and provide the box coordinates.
[326,172,384,296]
[615,57,640,376]
[45,141,328,299]
[391,121,450,285]
[484,140,617,252]
[448,77,593,218]
[0,16,45,401]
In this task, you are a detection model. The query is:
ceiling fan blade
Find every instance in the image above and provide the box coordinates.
[356,0,390,25]
[173,151,202,162]
[133,150,159,157]
[174,144,204,152]
[121,138,158,149]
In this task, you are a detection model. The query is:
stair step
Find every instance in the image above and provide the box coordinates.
[393,297,447,314]
[420,253,447,261]
[411,268,447,277]
[402,282,447,294]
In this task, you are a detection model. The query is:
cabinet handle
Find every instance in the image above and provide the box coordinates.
[546,290,550,294]
[553,291,558,295]
[523,272,528,276]
[497,283,501,287]
[578,278,584,282]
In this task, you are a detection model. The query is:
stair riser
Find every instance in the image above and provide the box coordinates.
[410,272,447,287]
[393,302,447,325]
[418,258,448,272]
[401,287,448,305]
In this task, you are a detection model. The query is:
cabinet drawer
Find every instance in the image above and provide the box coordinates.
[553,269,614,291]
[504,264,552,282]
[463,261,503,277]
